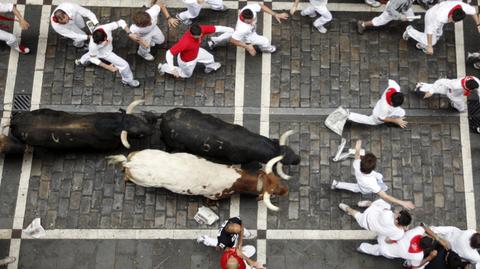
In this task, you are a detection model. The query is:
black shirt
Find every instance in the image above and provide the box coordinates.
[217,217,242,249]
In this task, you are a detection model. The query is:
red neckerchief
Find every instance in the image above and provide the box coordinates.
[0,15,15,21]
[448,4,462,18]
[239,14,245,22]
[385,88,397,106]
[408,235,424,253]
[461,76,475,96]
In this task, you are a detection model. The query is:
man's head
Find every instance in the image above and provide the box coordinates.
[360,153,377,174]
[190,24,202,39]
[395,210,412,227]
[226,257,239,269]
[240,9,255,24]
[225,223,242,234]
[391,92,404,107]
[53,9,69,24]
[450,8,466,22]
[470,233,480,249]
[419,236,436,252]
[133,11,152,27]
[92,29,107,44]
[466,79,479,91]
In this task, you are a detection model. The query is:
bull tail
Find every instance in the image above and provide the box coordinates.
[106,155,127,166]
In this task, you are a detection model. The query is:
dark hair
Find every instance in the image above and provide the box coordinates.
[241,9,254,20]
[53,9,67,22]
[190,24,202,36]
[360,153,377,174]
[470,233,480,248]
[391,92,404,107]
[396,210,412,226]
[133,11,151,27]
[419,236,435,251]
[92,29,107,44]
[451,8,466,22]
[466,79,479,90]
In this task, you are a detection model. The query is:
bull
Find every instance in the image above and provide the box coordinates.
[106,150,288,211]
[0,100,153,153]
[159,108,300,180]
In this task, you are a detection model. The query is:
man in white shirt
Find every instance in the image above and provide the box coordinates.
[403,1,479,55]
[415,76,480,112]
[51,2,98,48]
[176,0,226,25]
[129,0,178,61]
[332,140,415,210]
[357,0,415,34]
[229,3,289,56]
[339,199,412,242]
[290,0,332,33]
[431,226,480,268]
[346,79,407,128]
[76,20,140,88]
[0,2,30,54]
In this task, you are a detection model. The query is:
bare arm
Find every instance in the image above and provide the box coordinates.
[412,250,438,269]
[260,3,289,23]
[158,1,179,28]
[290,0,300,15]
[354,140,362,160]
[426,34,433,55]
[382,117,408,128]
[378,191,415,210]
[12,5,29,30]
[229,37,257,56]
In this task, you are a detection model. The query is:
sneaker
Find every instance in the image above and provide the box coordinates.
[157,63,166,75]
[357,200,372,207]
[331,180,338,190]
[316,25,327,34]
[196,235,206,243]
[15,44,30,54]
[365,0,381,7]
[263,45,276,53]
[414,82,424,91]
[474,62,480,70]
[176,14,192,25]
[122,79,140,88]
[207,40,216,50]
[138,51,154,61]
[205,62,221,73]
[402,26,411,41]
[357,21,365,35]
[0,256,16,266]
[211,4,227,11]
[338,203,350,213]
[74,59,83,66]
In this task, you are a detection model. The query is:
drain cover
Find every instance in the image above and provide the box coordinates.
[12,94,31,112]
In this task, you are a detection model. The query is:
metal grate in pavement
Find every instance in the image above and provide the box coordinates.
[468,100,480,133]
[12,94,31,113]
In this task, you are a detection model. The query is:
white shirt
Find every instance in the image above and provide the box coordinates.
[0,3,13,13]
[426,1,476,35]
[130,5,161,36]
[444,76,480,98]
[372,79,402,121]
[88,20,124,58]
[353,159,384,194]
[310,0,328,6]
[379,226,426,267]
[432,226,480,268]
[359,199,405,240]
[51,3,99,41]
[231,3,261,42]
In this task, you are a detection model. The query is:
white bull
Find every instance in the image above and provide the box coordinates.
[106,150,289,211]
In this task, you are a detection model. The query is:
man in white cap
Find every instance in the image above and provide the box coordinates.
[76,19,140,88]
[0,2,30,54]
[415,76,480,112]
[229,3,289,56]
[176,0,226,25]
[290,0,332,33]
[51,2,98,48]
[357,0,415,34]
[403,1,479,55]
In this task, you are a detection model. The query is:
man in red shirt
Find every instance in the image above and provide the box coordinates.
[220,246,264,269]
[158,23,227,78]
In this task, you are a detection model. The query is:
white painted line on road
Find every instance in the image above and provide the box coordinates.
[454,21,477,230]
[267,229,376,240]
[0,229,12,239]
[7,239,20,269]
[272,2,426,12]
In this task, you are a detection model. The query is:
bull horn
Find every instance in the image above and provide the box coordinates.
[275,163,292,180]
[126,99,145,114]
[263,192,279,211]
[279,130,295,146]
[120,130,131,149]
[265,155,283,174]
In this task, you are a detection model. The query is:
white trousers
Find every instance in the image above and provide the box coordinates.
[210,26,234,46]
[372,9,414,27]
[301,4,332,27]
[418,81,466,112]
[358,243,393,257]
[201,228,252,247]
[137,26,165,57]
[161,48,219,78]
[79,51,134,82]
[348,108,405,126]
[245,32,273,51]
[178,0,224,20]
[0,28,18,49]
[51,14,88,47]
[406,26,440,48]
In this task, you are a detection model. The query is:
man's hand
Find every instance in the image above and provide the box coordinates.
[274,12,289,23]
[197,0,205,4]
[400,15,408,22]
[250,261,265,269]
[395,117,408,128]
[167,17,179,28]
[172,68,180,78]
[429,249,438,258]
[19,18,30,30]
[246,44,257,56]
[355,140,362,151]
[426,45,433,55]
[401,200,415,210]
[424,92,433,98]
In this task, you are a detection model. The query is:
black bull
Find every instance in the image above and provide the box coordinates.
[0,100,154,154]
[160,108,300,169]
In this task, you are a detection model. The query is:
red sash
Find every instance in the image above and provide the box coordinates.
[385,88,397,106]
